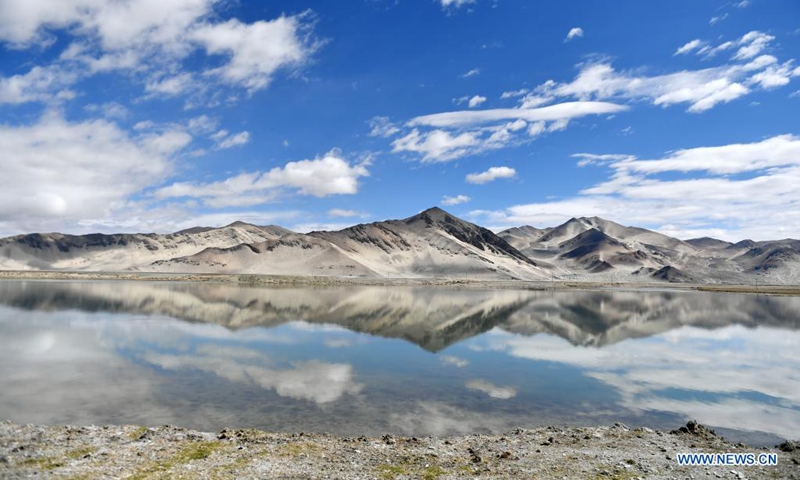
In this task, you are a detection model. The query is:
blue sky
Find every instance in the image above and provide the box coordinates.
[0,0,798,240]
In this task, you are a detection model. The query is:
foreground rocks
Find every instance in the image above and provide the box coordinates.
[1,421,797,479]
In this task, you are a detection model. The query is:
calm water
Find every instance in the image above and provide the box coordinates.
[0,280,798,446]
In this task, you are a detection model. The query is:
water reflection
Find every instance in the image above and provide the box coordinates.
[0,280,797,445]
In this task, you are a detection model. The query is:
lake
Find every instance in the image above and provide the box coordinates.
[0,280,798,446]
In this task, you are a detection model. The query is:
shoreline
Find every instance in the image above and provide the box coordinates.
[2,270,800,296]
[1,421,797,479]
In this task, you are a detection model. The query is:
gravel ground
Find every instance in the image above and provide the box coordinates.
[1,421,797,479]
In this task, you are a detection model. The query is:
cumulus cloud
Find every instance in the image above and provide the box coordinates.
[466,166,517,184]
[155,151,370,207]
[565,27,583,42]
[83,101,129,119]
[468,135,800,241]
[0,1,319,102]
[468,95,486,108]
[190,15,318,92]
[0,65,78,104]
[0,112,188,233]
[441,195,471,206]
[491,32,796,116]
[733,31,775,60]
[392,129,480,162]
[144,73,195,97]
[379,27,788,162]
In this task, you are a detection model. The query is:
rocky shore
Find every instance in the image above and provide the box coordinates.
[1,421,797,479]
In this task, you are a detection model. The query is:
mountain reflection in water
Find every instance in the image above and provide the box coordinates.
[0,280,797,446]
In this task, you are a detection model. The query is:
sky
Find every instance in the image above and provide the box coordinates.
[0,0,799,241]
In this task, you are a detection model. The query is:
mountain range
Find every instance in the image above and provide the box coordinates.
[2,207,799,284]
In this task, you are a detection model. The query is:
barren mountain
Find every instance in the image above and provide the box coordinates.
[497,217,800,284]
[146,207,545,280]
[306,207,542,279]
[0,222,293,271]
[1,207,799,284]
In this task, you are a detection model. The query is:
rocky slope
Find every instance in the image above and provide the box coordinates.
[1,207,799,284]
[146,207,546,280]
[498,216,800,284]
[0,222,292,272]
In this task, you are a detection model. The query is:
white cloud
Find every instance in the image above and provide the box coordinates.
[527,121,546,137]
[503,32,794,115]
[83,101,129,119]
[440,0,474,8]
[0,0,215,49]
[392,129,480,162]
[565,27,583,42]
[733,31,775,60]
[328,208,366,218]
[675,39,703,55]
[144,72,195,96]
[441,194,471,206]
[155,151,370,207]
[408,101,627,128]
[190,15,318,93]
[185,115,218,134]
[709,13,728,25]
[469,135,800,240]
[0,111,188,232]
[0,65,77,104]
[380,28,790,163]
[460,68,481,78]
[368,116,400,138]
[500,88,529,99]
[213,130,250,150]
[390,101,624,162]
[467,95,486,108]
[466,166,517,184]
[0,2,319,103]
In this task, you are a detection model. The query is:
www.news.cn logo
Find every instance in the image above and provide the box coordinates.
[677,452,778,466]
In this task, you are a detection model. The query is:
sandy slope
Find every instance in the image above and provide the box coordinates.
[0,222,292,271]
[149,208,548,280]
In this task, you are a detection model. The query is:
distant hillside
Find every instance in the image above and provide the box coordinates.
[1,207,800,284]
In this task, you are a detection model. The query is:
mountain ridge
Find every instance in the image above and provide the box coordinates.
[1,207,799,284]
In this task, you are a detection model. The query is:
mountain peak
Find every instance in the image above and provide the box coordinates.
[224,221,256,228]
[406,206,458,224]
